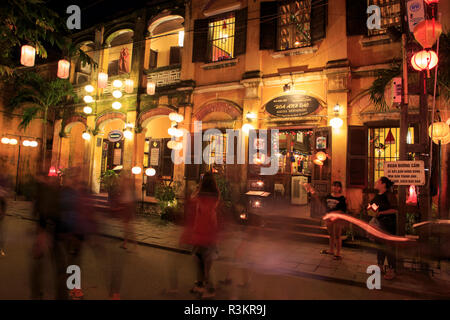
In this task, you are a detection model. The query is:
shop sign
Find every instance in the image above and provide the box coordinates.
[150,140,160,166]
[384,161,425,185]
[407,0,425,33]
[108,130,123,142]
[265,94,320,118]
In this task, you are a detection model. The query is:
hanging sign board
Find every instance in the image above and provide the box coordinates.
[150,140,160,166]
[384,161,425,185]
[407,0,425,33]
[108,130,123,142]
[265,94,320,118]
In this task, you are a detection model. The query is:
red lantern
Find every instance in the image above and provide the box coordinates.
[411,50,438,72]
[57,59,70,79]
[413,20,442,48]
[20,45,36,67]
[48,166,58,177]
[424,0,439,4]
[406,185,418,205]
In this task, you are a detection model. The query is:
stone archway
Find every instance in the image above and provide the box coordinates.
[138,106,173,128]
[193,100,242,121]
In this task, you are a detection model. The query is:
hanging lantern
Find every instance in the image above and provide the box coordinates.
[413,20,442,49]
[1,138,9,144]
[313,159,324,166]
[433,131,450,145]
[145,168,156,176]
[57,59,70,79]
[330,117,343,129]
[147,81,156,95]
[112,101,122,110]
[48,166,58,177]
[20,45,36,67]
[84,95,94,103]
[406,185,418,205]
[83,106,93,114]
[411,50,438,72]
[85,85,94,93]
[124,79,134,93]
[385,129,396,145]
[424,0,439,4]
[316,151,327,162]
[98,72,108,89]
[30,141,38,148]
[169,112,179,122]
[112,80,123,88]
[112,90,123,99]
[242,123,254,134]
[428,122,449,140]
[82,132,91,140]
[131,166,142,175]
[167,140,176,149]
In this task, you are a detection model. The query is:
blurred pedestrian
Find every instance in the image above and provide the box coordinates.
[116,172,137,251]
[0,174,10,257]
[368,177,398,280]
[180,172,220,299]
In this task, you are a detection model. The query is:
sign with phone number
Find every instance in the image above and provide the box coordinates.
[384,161,425,185]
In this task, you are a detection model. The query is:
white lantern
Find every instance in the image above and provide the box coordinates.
[23,140,30,147]
[9,138,18,145]
[112,80,123,88]
[178,30,185,47]
[98,72,108,89]
[169,112,178,122]
[30,141,38,147]
[145,168,156,176]
[84,95,94,103]
[147,81,156,95]
[85,85,94,93]
[124,130,133,140]
[124,79,134,93]
[132,166,142,175]
[1,138,10,144]
[167,140,176,149]
[57,59,70,79]
[112,101,122,110]
[83,106,93,114]
[175,114,184,123]
[112,90,122,99]
[82,132,91,140]
[173,141,183,150]
[20,45,36,67]
[330,117,343,129]
[168,127,183,137]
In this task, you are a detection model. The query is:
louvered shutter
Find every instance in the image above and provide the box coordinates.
[347,126,368,188]
[192,19,209,62]
[310,0,328,43]
[259,1,278,50]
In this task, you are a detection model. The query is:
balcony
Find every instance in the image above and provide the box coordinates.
[145,64,181,89]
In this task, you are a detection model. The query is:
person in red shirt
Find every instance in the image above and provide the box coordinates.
[181,172,220,299]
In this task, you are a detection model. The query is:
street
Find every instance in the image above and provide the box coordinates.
[0,215,416,300]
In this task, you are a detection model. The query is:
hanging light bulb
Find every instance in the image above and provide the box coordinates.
[20,45,36,67]
[112,101,122,110]
[82,132,91,140]
[57,59,70,79]
[330,117,343,129]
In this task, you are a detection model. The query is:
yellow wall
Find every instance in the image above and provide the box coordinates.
[150,29,183,68]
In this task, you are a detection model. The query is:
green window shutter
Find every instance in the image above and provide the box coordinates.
[347,126,368,188]
[234,8,248,56]
[259,1,278,50]
[192,18,209,62]
[310,0,328,43]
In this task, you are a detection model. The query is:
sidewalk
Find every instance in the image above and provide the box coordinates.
[5,200,450,299]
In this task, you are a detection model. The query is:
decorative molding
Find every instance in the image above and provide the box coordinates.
[194,82,244,94]
[95,111,127,128]
[360,35,393,47]
[271,45,318,59]
[193,100,242,121]
[138,106,173,127]
[201,58,238,70]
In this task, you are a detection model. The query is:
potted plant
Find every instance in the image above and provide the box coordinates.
[155,180,181,221]
[99,170,119,202]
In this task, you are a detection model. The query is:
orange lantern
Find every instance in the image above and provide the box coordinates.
[124,79,134,93]
[57,59,70,79]
[98,72,108,89]
[433,131,450,145]
[411,50,438,72]
[316,151,327,162]
[428,122,449,140]
[313,159,324,166]
[413,20,442,48]
[20,45,36,67]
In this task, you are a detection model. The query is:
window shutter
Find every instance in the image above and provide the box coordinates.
[347,126,368,188]
[161,138,174,177]
[185,135,200,180]
[346,0,367,36]
[192,18,209,63]
[149,49,158,69]
[169,46,181,65]
[259,1,277,50]
[310,0,328,43]
[234,8,248,56]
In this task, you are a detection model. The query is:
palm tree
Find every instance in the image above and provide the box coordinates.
[6,71,77,171]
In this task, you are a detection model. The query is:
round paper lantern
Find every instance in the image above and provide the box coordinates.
[123,130,133,140]
[98,72,108,89]
[147,81,156,95]
[145,168,156,176]
[20,45,35,67]
[85,85,94,93]
[124,79,134,93]
[330,117,343,129]
[411,50,438,71]
[9,138,18,145]
[83,106,93,114]
[23,140,30,147]
[82,132,91,140]
[112,80,123,88]
[167,140,176,149]
[413,20,442,48]
[30,141,38,147]
[428,122,449,139]
[176,114,184,123]
[242,123,254,134]
[433,131,450,145]
[84,95,93,103]
[313,159,324,166]
[112,90,122,99]
[112,101,122,110]
[316,151,327,162]
[131,166,142,175]
[168,127,183,137]
[1,138,10,144]
[57,59,70,79]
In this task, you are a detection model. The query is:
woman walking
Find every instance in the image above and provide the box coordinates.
[181,172,220,299]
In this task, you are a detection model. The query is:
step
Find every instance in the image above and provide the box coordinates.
[263,221,329,235]
[260,214,323,226]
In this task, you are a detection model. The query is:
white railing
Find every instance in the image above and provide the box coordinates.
[146,66,181,87]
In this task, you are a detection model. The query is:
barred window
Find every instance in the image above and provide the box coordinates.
[278,0,311,50]
[367,0,401,36]
[207,14,235,62]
